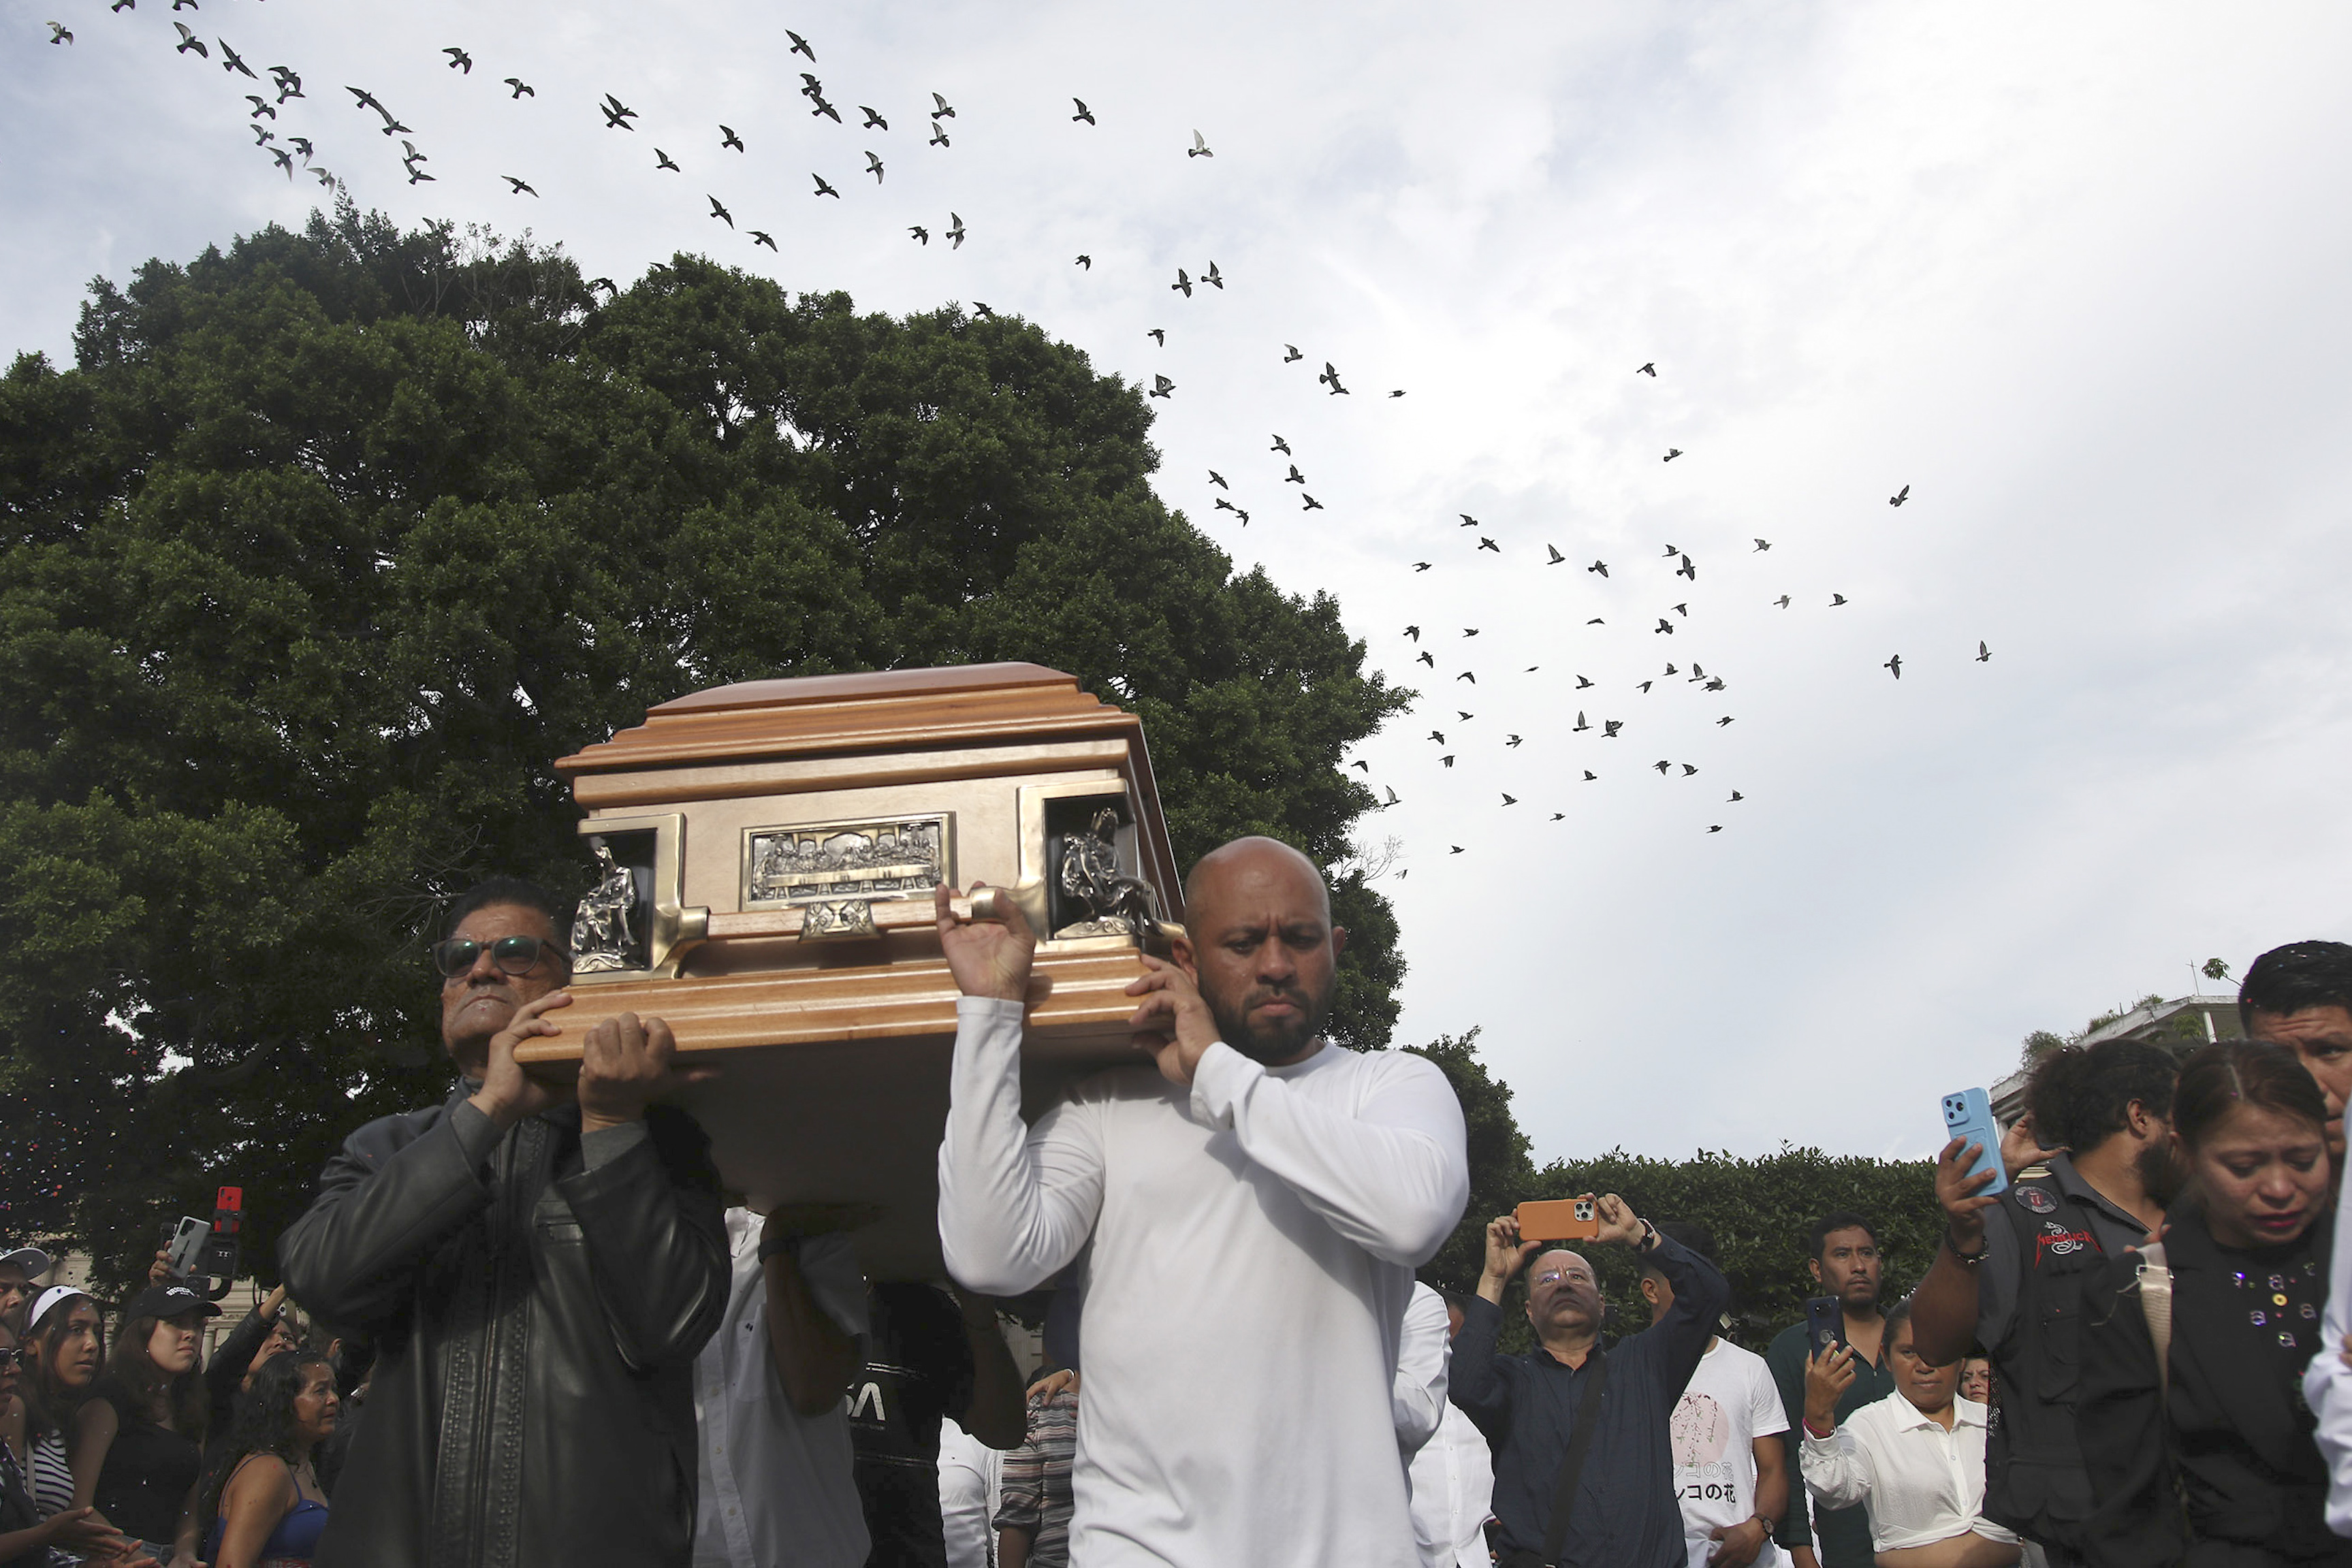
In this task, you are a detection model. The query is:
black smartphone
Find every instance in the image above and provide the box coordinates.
[1804,1294,1846,1357]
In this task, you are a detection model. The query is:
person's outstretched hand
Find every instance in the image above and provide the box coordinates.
[935,883,1035,1003]
[1478,1214,1541,1300]
[1593,1193,1646,1248]
[1935,1136,2002,1247]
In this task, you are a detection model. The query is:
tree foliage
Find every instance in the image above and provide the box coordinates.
[0,205,1409,1287]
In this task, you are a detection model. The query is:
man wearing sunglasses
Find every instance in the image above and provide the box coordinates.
[282,876,729,1568]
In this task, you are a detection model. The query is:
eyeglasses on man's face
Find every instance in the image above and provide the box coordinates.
[430,934,560,980]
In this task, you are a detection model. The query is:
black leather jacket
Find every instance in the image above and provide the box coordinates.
[281,1087,728,1568]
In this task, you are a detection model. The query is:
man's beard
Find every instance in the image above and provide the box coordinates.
[1202,976,1333,1064]
[2137,1135,2186,1207]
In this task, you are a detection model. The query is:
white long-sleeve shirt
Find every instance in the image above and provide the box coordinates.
[1395,1283,1452,1458]
[1800,1391,2017,1552]
[937,997,1469,1567]
[938,1415,1004,1568]
[1409,1402,1494,1568]
[2304,1103,2352,1535]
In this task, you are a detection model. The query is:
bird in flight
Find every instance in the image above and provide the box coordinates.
[1462,628,1480,638]
[971,304,995,319]
[1173,268,1193,298]
[1774,594,1792,608]
[1884,654,1902,679]
[1188,129,1213,158]
[1602,721,1623,738]
[1706,825,1723,834]
[1208,470,1229,490]
[1587,560,1608,577]
[1728,791,1743,802]
[219,39,256,78]
[1682,764,1698,776]
[1284,345,1303,363]
[1717,716,1734,727]
[1655,619,1674,635]
[503,176,537,196]
[1663,544,1680,557]
[656,148,682,172]
[405,165,434,185]
[1405,626,1420,640]
[1427,731,1446,744]
[1677,556,1696,581]
[1672,603,1688,616]
[1546,545,1566,564]
[1416,650,1434,665]
[708,196,733,227]
[1476,537,1500,554]
[1076,255,1091,270]
[1572,712,1590,732]
[504,77,533,99]
[929,123,951,147]
[1753,539,1771,551]
[1150,374,1175,400]
[602,93,638,129]
[1890,485,1910,507]
[947,214,966,248]
[1319,362,1350,396]
[1638,362,1656,376]
[1213,498,1237,515]
[268,146,293,176]
[287,136,313,159]
[752,231,777,251]
[1390,389,1406,398]
[812,173,840,197]
[1147,329,1164,345]
[1072,98,1095,125]
[174,23,206,55]
[1830,593,1848,607]
[908,226,929,244]
[1205,261,1224,289]
[1271,434,1291,454]
[1551,812,1565,820]
[788,29,815,59]
[1977,641,1990,662]
[932,92,956,118]
[865,151,885,182]
[861,106,887,129]
[1449,844,1463,854]
[1654,761,1671,775]
[246,95,276,119]
[721,125,746,151]
[1301,494,1324,511]
[271,65,303,101]
[1284,464,1305,485]
[1501,793,1517,806]
[1663,448,1683,462]
[1460,514,1478,528]
[1508,735,1523,748]
[812,97,843,124]
[1457,671,1476,684]
[1413,562,1432,573]
[1574,675,1593,689]
[48,20,71,43]
[443,46,471,74]
[1584,771,1599,782]
[1384,786,1400,806]
[1702,677,1724,691]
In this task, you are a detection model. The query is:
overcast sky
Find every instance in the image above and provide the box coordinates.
[8,2,2351,1166]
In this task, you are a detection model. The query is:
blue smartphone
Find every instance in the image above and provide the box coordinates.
[1941,1087,2009,1198]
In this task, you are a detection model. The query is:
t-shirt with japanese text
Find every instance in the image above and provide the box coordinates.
[1671,1339,1788,1568]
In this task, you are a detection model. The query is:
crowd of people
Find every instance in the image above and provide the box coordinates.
[5,844,2352,1567]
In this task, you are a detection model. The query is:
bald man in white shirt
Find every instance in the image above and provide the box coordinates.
[934,837,1469,1567]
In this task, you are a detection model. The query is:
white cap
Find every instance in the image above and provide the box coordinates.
[26,1284,87,1333]
[0,1247,52,1280]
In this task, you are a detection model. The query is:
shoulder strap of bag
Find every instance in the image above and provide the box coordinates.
[1540,1353,1611,1567]
[2135,1239,2173,1400]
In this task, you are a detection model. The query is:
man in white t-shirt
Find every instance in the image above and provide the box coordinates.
[934,837,1470,1567]
[691,1205,871,1568]
[1640,1223,1788,1568]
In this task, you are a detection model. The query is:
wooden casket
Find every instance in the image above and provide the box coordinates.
[511,663,1185,1280]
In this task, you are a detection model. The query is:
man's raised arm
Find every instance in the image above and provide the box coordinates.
[934,887,1106,1296]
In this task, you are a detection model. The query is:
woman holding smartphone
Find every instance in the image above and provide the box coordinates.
[72,1283,217,1567]
[2077,1038,2351,1567]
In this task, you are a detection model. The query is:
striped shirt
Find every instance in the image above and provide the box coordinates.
[30,1430,73,1520]
[992,1388,1078,1567]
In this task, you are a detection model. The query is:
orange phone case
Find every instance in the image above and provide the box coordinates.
[1515,1196,1601,1242]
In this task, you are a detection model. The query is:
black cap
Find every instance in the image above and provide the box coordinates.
[127,1283,223,1321]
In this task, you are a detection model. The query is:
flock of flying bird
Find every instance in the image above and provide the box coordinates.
[37,5,1995,859]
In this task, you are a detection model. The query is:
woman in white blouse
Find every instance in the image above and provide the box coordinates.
[1800,1301,2020,1568]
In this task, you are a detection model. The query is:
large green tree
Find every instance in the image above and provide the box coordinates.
[0,204,1409,1287]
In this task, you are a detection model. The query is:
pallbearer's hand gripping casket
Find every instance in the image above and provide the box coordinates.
[513,663,1185,1280]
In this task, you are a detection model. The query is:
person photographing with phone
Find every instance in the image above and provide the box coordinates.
[1764,1215,1896,1568]
[1449,1198,1731,1568]
[1798,1303,2019,1567]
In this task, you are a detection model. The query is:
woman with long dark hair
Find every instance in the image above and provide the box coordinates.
[18,1287,104,1526]
[2078,1038,2352,1565]
[71,1285,214,1567]
[197,1352,336,1568]
[0,1312,146,1567]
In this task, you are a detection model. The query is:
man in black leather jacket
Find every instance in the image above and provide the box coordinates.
[283,878,729,1568]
